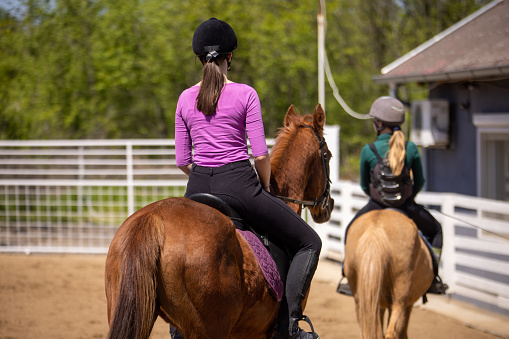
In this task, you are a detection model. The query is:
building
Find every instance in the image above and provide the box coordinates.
[373,0,509,201]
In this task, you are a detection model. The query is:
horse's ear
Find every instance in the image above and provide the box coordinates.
[284,105,299,127]
[313,104,325,132]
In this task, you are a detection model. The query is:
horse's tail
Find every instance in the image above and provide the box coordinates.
[107,211,165,339]
[356,228,389,339]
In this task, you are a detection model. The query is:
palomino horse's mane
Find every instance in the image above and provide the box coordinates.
[270,114,316,171]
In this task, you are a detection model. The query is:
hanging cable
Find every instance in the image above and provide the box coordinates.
[318,0,371,120]
[323,52,371,120]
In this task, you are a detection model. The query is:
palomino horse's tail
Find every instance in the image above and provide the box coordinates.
[356,228,390,339]
[106,211,165,339]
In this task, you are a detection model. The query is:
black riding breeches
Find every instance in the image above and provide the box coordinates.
[344,198,443,249]
[184,160,322,257]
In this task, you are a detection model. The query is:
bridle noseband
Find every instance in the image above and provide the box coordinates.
[275,124,332,209]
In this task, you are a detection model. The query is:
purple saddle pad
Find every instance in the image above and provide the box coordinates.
[237,229,284,301]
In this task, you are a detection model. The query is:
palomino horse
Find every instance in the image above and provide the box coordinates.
[105,104,334,339]
[344,209,434,339]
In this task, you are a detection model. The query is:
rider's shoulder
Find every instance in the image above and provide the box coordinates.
[225,82,258,94]
[360,143,375,158]
[406,140,420,152]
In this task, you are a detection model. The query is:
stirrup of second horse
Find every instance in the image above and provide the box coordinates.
[287,250,319,337]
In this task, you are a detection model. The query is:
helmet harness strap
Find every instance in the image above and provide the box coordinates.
[227,55,232,71]
[374,119,401,136]
[374,119,385,136]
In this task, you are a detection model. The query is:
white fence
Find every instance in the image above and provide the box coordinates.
[1,135,509,315]
[0,128,340,254]
[0,139,189,253]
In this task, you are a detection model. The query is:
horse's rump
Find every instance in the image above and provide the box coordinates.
[106,197,279,339]
[345,209,434,339]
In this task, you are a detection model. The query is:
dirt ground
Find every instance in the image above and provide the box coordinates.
[0,254,506,339]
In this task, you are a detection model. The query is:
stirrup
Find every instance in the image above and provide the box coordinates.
[427,275,448,295]
[336,276,353,296]
[292,315,319,339]
[302,315,320,339]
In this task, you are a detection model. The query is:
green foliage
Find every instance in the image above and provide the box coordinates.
[0,0,491,178]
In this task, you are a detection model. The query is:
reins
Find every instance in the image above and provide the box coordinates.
[275,124,332,209]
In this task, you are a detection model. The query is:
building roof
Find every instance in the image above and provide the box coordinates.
[374,0,509,85]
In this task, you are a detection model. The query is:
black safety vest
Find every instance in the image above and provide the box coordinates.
[368,143,412,207]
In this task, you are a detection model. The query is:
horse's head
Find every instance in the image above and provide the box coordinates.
[271,104,335,223]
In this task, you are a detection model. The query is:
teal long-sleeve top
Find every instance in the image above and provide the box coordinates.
[359,133,425,199]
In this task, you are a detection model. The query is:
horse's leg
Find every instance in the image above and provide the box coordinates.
[379,307,385,336]
[385,303,412,339]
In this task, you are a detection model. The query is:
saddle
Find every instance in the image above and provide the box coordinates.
[188,193,289,302]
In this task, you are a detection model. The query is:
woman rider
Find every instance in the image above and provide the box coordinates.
[340,96,446,295]
[174,18,321,339]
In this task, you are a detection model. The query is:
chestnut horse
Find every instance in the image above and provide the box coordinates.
[344,209,433,339]
[105,104,334,339]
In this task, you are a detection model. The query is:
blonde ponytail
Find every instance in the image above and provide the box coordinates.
[388,130,406,176]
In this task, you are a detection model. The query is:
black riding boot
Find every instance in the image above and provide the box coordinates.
[427,246,448,294]
[284,249,320,339]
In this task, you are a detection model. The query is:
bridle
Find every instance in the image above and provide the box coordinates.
[275,124,332,209]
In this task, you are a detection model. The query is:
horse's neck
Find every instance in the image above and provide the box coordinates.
[270,150,309,215]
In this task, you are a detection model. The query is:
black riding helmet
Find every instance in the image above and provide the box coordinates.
[192,18,237,56]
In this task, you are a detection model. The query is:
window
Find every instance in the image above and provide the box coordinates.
[474,114,509,201]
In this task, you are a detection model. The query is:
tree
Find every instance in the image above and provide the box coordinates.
[0,0,492,178]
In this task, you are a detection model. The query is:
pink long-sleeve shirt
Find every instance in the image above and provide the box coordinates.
[175,83,268,167]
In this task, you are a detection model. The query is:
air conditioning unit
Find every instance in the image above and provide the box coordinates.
[410,100,450,148]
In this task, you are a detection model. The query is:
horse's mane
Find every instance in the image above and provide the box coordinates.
[270,114,315,171]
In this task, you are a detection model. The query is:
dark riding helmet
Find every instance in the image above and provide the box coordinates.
[192,18,237,56]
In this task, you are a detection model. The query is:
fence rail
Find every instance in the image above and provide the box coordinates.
[0,139,190,253]
[1,135,509,315]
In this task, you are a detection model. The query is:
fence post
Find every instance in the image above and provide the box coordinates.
[77,146,84,222]
[440,193,456,291]
[337,181,354,260]
[126,142,135,217]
